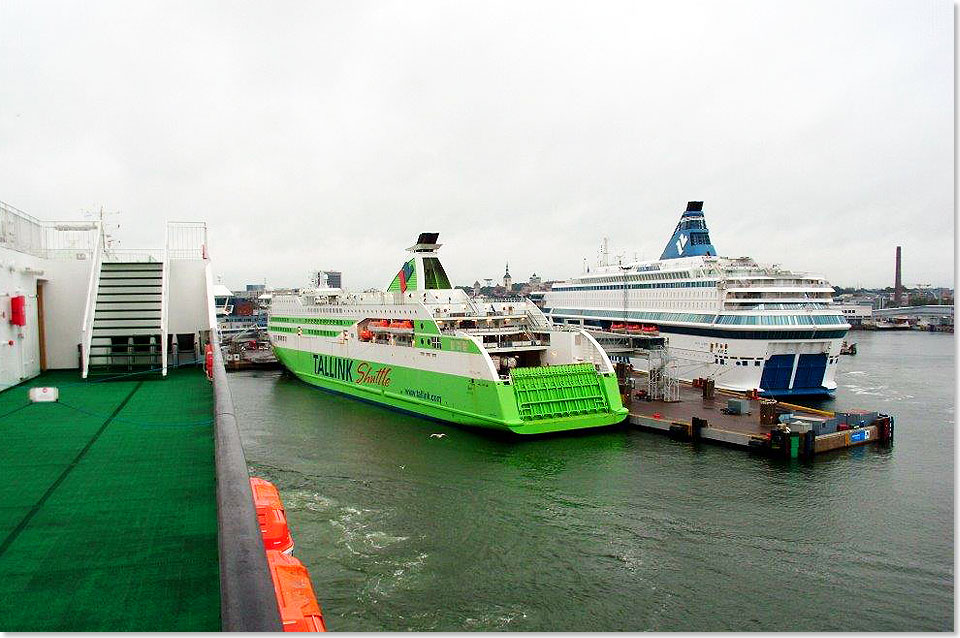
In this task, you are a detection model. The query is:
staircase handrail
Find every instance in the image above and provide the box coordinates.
[80,221,104,379]
[161,223,171,376]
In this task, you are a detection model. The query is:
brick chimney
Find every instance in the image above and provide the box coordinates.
[894,246,903,307]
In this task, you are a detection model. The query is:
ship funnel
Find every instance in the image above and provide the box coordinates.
[659,201,717,260]
[387,232,452,292]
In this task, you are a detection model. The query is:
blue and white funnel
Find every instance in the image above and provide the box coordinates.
[659,201,717,260]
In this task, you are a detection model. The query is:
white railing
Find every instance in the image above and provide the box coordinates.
[161,224,170,377]
[2,200,98,259]
[102,248,163,263]
[0,200,44,255]
[80,222,105,379]
[525,307,552,330]
[205,259,218,335]
[167,221,207,260]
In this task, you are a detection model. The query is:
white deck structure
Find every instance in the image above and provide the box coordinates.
[0,200,216,390]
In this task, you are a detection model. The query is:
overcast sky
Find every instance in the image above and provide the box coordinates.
[0,0,953,291]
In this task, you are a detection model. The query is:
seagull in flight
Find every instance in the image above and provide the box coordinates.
[429,433,446,439]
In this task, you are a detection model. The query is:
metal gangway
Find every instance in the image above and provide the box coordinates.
[586,328,679,402]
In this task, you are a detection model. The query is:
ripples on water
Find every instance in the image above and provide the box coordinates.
[232,331,953,631]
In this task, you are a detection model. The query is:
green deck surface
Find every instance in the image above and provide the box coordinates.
[0,368,220,631]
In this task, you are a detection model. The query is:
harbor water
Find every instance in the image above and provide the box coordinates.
[229,330,954,631]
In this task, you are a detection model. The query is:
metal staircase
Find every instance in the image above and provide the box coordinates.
[86,261,165,375]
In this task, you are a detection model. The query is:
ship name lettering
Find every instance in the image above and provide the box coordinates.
[356,362,392,387]
[313,354,354,382]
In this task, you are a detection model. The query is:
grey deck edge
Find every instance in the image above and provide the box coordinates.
[212,335,284,632]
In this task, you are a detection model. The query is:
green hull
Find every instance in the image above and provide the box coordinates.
[274,346,627,435]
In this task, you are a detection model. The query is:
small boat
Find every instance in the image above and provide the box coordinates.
[840,341,857,355]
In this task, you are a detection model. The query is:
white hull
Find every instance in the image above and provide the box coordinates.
[610,330,842,395]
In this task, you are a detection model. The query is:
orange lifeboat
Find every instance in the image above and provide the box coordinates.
[250,478,294,554]
[359,329,374,342]
[266,550,327,632]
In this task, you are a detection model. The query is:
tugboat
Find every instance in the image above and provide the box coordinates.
[840,341,857,355]
[222,327,280,370]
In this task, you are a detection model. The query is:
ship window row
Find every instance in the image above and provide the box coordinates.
[271,315,355,326]
[267,324,342,337]
[553,280,716,292]
[662,326,848,340]
[547,307,717,324]
[547,307,845,327]
[688,232,711,245]
[714,314,846,326]
[726,303,829,310]
[575,271,694,284]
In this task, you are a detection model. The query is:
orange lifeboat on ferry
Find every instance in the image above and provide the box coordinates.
[396,320,413,329]
[266,550,327,632]
[250,478,294,554]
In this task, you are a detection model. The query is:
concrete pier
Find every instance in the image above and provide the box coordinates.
[624,375,893,458]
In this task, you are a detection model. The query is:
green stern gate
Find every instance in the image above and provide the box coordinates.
[509,363,612,421]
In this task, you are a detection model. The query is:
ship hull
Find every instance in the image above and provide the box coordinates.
[273,345,627,435]
[614,329,843,397]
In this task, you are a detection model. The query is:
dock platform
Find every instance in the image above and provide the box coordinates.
[625,374,894,458]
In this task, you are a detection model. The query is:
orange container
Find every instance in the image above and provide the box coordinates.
[250,478,294,554]
[266,550,327,632]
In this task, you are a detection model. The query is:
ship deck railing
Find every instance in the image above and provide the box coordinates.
[368,325,414,333]
[483,340,548,352]
[456,326,529,336]
[433,310,529,321]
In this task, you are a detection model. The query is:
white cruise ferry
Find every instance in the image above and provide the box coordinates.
[541,202,850,397]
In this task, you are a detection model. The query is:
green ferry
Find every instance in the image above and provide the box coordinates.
[268,233,627,434]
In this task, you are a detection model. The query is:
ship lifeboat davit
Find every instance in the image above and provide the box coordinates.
[250,478,294,554]
[266,550,328,632]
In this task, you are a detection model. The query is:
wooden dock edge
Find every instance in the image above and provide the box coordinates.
[628,414,889,457]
